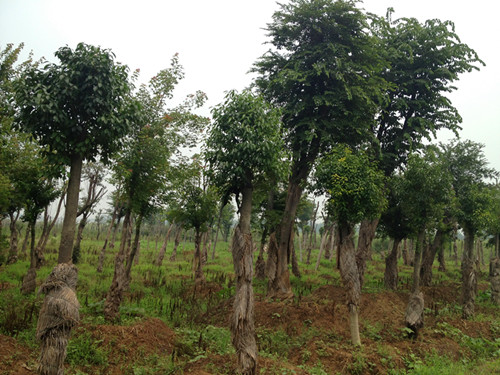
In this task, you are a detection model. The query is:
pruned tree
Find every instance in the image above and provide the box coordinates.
[205,89,284,374]
[14,42,136,373]
[378,175,413,290]
[398,151,453,337]
[169,158,218,285]
[440,140,497,319]
[313,145,386,346]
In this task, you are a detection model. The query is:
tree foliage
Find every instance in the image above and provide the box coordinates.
[440,140,497,233]
[205,89,285,199]
[314,146,386,226]
[254,0,389,162]
[372,11,484,175]
[14,42,136,166]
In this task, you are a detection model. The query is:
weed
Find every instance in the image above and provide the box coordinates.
[66,331,108,367]
[0,290,39,337]
[363,321,383,341]
[347,349,372,375]
[257,328,293,358]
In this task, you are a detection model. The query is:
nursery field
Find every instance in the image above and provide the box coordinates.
[0,234,499,375]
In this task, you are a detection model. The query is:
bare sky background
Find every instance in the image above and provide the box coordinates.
[1,0,499,173]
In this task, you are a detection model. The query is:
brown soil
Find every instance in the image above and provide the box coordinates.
[0,283,497,375]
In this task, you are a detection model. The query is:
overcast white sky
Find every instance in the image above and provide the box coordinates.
[1,0,499,173]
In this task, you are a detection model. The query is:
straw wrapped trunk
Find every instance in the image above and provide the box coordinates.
[36,263,80,375]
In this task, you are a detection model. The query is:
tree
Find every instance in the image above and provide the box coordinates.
[486,184,500,258]
[398,151,453,337]
[253,0,388,298]
[0,43,35,262]
[205,89,284,374]
[440,140,497,318]
[19,155,60,294]
[356,9,484,287]
[313,145,386,346]
[378,175,413,290]
[104,56,208,320]
[14,42,136,264]
[14,42,135,374]
[104,121,174,321]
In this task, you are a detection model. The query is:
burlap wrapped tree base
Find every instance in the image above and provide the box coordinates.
[36,264,80,375]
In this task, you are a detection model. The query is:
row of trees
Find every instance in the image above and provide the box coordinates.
[1,1,499,374]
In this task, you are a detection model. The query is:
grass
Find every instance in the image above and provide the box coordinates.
[0,228,499,374]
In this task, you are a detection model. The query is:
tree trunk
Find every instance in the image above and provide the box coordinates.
[37,188,65,257]
[337,222,361,346]
[231,185,258,374]
[36,264,79,375]
[384,238,401,290]
[104,209,132,321]
[315,225,332,272]
[212,205,224,260]
[7,211,20,264]
[194,229,204,286]
[20,223,31,259]
[404,230,425,339]
[462,228,477,319]
[201,231,209,266]
[496,233,499,258]
[255,228,268,280]
[412,231,425,294]
[308,201,319,254]
[291,227,301,278]
[420,227,446,286]
[355,218,379,288]
[125,215,142,285]
[155,223,174,267]
[490,257,500,305]
[72,216,87,264]
[169,226,182,262]
[437,245,447,272]
[401,239,409,266]
[21,221,38,295]
[324,225,333,260]
[97,205,119,273]
[58,154,83,263]
[268,162,310,299]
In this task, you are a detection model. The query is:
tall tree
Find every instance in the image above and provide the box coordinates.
[205,89,284,374]
[13,43,135,374]
[253,0,388,298]
[313,145,386,346]
[356,9,484,286]
[14,42,135,264]
[440,140,497,319]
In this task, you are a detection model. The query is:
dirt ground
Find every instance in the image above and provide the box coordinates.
[0,282,497,374]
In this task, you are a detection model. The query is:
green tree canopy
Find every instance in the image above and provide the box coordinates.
[14,42,136,166]
[372,11,484,176]
[313,146,386,226]
[440,140,497,233]
[205,89,285,198]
